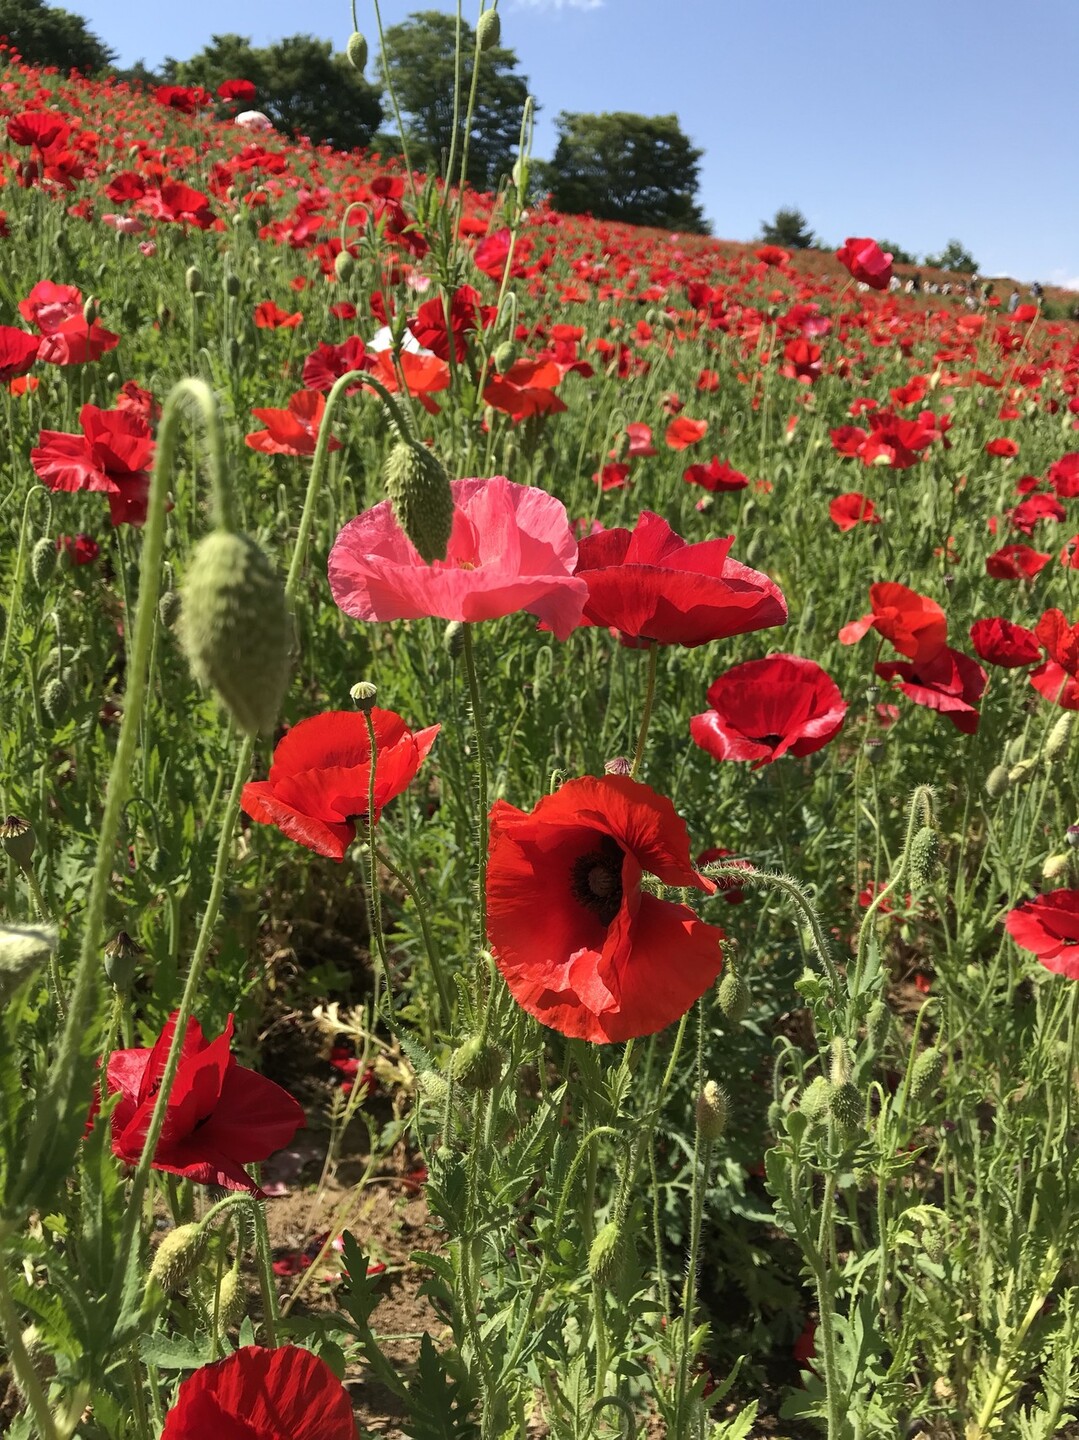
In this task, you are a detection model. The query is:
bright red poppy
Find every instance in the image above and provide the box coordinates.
[754,245,791,267]
[56,533,99,566]
[836,237,893,291]
[483,358,566,422]
[410,284,493,362]
[302,336,372,394]
[217,79,257,104]
[570,511,787,649]
[683,457,750,493]
[1030,609,1079,708]
[1005,891,1079,979]
[829,492,879,531]
[31,403,155,527]
[986,437,1019,458]
[254,300,303,329]
[7,111,70,151]
[161,1345,357,1440]
[486,776,724,1044]
[106,1013,304,1195]
[875,646,987,734]
[969,617,1040,668]
[665,416,708,450]
[985,543,1051,580]
[241,709,439,861]
[0,326,39,382]
[839,582,948,664]
[690,654,847,768]
[246,391,339,457]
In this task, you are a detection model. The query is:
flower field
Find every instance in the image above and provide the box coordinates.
[4,29,1079,1440]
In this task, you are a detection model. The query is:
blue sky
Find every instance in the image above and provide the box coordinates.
[81,0,1079,287]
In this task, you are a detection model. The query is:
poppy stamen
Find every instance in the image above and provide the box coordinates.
[571,835,624,926]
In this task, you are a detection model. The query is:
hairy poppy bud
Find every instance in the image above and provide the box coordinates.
[382,439,454,564]
[349,680,378,713]
[866,997,891,1051]
[476,8,501,51]
[1008,757,1038,786]
[215,1265,245,1331]
[451,1034,502,1092]
[1043,852,1072,882]
[588,1219,627,1290]
[717,970,749,1023]
[31,537,56,588]
[444,620,465,658]
[985,764,1011,799]
[178,530,292,737]
[1,815,36,871]
[334,250,355,284]
[493,340,517,374]
[799,1075,831,1127]
[346,31,369,70]
[695,1080,728,1140]
[42,675,69,725]
[184,266,202,295]
[149,1224,204,1296]
[1046,712,1074,763]
[910,826,939,886]
[104,929,143,992]
[829,1038,852,1090]
[158,589,181,629]
[910,1046,945,1103]
[830,1080,864,1131]
[418,1069,449,1104]
[0,922,56,1001]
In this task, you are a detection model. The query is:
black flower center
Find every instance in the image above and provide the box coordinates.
[570,835,624,927]
[758,733,783,749]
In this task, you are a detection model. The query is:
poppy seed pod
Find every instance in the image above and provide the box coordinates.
[476,8,501,50]
[158,589,182,629]
[225,273,241,298]
[382,439,455,564]
[31,537,56,587]
[178,530,292,737]
[588,1219,627,1290]
[184,266,202,295]
[104,929,144,992]
[346,31,369,70]
[695,1080,728,1140]
[1043,852,1072,882]
[148,1223,204,1295]
[349,680,378,713]
[1,815,36,871]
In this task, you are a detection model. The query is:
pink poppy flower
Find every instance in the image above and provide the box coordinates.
[329,477,588,640]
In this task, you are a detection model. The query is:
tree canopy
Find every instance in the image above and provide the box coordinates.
[878,238,917,266]
[925,238,978,274]
[759,207,816,250]
[0,0,114,74]
[163,33,383,151]
[543,112,707,233]
[377,11,531,191]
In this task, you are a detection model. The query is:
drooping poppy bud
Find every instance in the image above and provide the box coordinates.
[382,438,454,564]
[149,1223,204,1295]
[31,538,56,588]
[346,31,369,70]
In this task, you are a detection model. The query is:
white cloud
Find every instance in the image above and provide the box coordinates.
[1049,267,1079,293]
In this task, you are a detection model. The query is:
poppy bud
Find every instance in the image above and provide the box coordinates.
[82,295,98,325]
[148,1223,204,1295]
[493,340,517,373]
[104,929,143,992]
[866,997,891,1051]
[910,826,939,886]
[799,1075,831,1127]
[0,922,56,1001]
[228,338,241,370]
[1005,735,1026,766]
[178,530,292,737]
[349,680,378,713]
[41,676,69,726]
[334,251,355,284]
[1,815,36,871]
[225,273,241,298]
[1067,824,1079,849]
[717,969,749,1023]
[829,1080,863,1132]
[185,266,202,295]
[1045,713,1074,763]
[31,538,56,588]
[985,764,1011,799]
[215,1265,245,1332]
[158,590,181,629]
[910,1046,945,1103]
[1008,757,1038,786]
[451,1034,502,1092]
[346,31,369,70]
[418,1069,449,1104]
[829,1039,852,1090]
[476,8,501,51]
[695,1080,728,1140]
[382,439,454,564]
[1043,852,1072,882]
[588,1219,628,1290]
[443,620,465,658]
[864,684,880,704]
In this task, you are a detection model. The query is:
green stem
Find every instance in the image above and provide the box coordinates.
[362,711,392,1021]
[0,1260,59,1440]
[630,643,659,780]
[251,1199,278,1347]
[375,843,452,1026]
[461,625,489,940]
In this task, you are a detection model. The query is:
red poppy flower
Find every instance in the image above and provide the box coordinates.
[0,326,39,381]
[19,280,81,334]
[106,1013,304,1195]
[593,462,631,490]
[839,582,948,664]
[246,391,339,457]
[217,79,257,104]
[410,284,493,362]
[161,1345,356,1440]
[969,617,1040,668]
[829,492,880,531]
[38,315,121,366]
[302,336,372,394]
[1030,609,1079,708]
[254,300,303,329]
[690,654,847,768]
[836,237,893,291]
[683,457,749,493]
[664,416,708,450]
[754,245,791,268]
[483,358,566,422]
[624,422,657,457]
[1048,453,1079,498]
[1008,493,1064,534]
[1005,892,1079,978]
[7,112,70,151]
[241,709,439,861]
[31,403,155,527]
[486,776,724,1044]
[985,437,1019,458]
[875,646,987,734]
[571,511,787,649]
[985,543,1050,580]
[859,410,937,469]
[154,85,210,114]
[56,533,99,566]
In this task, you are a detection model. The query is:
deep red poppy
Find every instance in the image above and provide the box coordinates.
[302,336,372,394]
[829,492,879,531]
[969,617,1040,668]
[410,284,493,362]
[106,1013,304,1195]
[19,280,81,335]
[836,237,893,291]
[31,404,155,527]
[839,582,948,664]
[1047,453,1079,498]
[483,358,566,421]
[683,457,750,493]
[986,437,1019,458]
[1005,891,1079,978]
[38,315,121,366]
[985,543,1051,580]
[161,1345,357,1440]
[246,391,340,457]
[665,416,708,450]
[571,511,787,649]
[875,646,987,734]
[754,245,791,267]
[254,300,302,329]
[690,654,847,768]
[486,776,724,1044]
[0,326,39,382]
[1008,493,1065,534]
[1030,609,1079,708]
[241,709,439,861]
[56,533,99,566]
[7,111,70,151]
[217,79,257,104]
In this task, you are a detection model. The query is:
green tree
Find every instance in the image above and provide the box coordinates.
[543,111,707,233]
[377,11,531,190]
[165,33,383,151]
[925,238,978,274]
[878,238,917,266]
[759,207,816,249]
[0,0,113,74]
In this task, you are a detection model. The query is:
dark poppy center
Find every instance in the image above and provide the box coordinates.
[759,733,783,748]
[570,834,624,927]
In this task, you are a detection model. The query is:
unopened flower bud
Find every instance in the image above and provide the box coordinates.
[910,1046,945,1103]
[985,764,1011,799]
[0,922,56,1001]
[1008,757,1038,786]
[148,1223,204,1294]
[588,1219,627,1290]
[1,815,36,871]
[444,620,466,658]
[451,1034,502,1092]
[1067,824,1079,849]
[476,8,501,51]
[158,589,181,629]
[31,537,56,587]
[829,1039,852,1090]
[346,31,369,71]
[42,675,69,725]
[717,969,749,1023]
[349,680,378,712]
[492,340,517,373]
[184,266,202,294]
[178,530,292,737]
[799,1075,831,1127]
[334,250,355,284]
[866,997,891,1051]
[82,295,98,325]
[830,1080,864,1131]
[910,826,939,886]
[104,929,143,991]
[382,439,455,564]
[225,273,241,298]
[1045,712,1074,762]
[418,1069,449,1104]
[1043,852,1072,882]
[215,1266,245,1331]
[695,1080,728,1140]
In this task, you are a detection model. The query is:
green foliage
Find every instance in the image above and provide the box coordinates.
[759,205,816,248]
[377,10,531,189]
[0,0,113,74]
[165,32,384,150]
[543,111,708,233]
[877,237,917,266]
[925,236,979,272]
